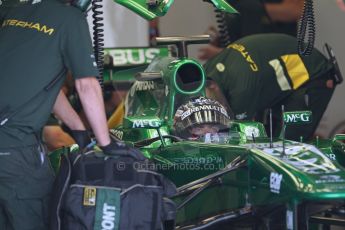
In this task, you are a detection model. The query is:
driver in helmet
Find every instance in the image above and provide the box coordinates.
[174,96,232,141]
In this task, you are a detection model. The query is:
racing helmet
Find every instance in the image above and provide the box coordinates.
[174,96,231,138]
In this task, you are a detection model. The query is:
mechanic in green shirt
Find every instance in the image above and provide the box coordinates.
[0,0,118,229]
[204,33,339,141]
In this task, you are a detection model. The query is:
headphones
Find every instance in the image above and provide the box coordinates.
[0,0,90,12]
[71,0,91,12]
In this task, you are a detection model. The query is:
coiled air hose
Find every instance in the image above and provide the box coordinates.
[297,0,316,56]
[91,0,105,89]
[202,0,232,47]
[214,8,232,48]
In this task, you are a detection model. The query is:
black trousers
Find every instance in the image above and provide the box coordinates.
[0,145,55,230]
[260,78,335,141]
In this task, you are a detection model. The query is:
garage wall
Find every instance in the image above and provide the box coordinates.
[87,2,148,48]
[313,0,345,137]
[159,0,218,63]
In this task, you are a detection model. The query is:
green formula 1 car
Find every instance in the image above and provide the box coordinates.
[48,38,345,230]
[102,34,345,229]
[47,1,345,229]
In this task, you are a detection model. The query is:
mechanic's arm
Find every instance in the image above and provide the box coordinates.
[75,77,111,147]
[198,44,224,61]
[52,90,86,131]
[264,0,303,22]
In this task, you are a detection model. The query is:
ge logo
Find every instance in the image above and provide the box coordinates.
[270,172,283,194]
[244,126,260,138]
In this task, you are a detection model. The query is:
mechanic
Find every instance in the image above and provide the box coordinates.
[0,0,119,228]
[174,96,231,140]
[198,0,304,60]
[203,33,339,141]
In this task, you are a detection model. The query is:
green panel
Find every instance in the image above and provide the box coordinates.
[114,0,237,20]
[229,121,268,143]
[152,142,249,225]
[309,138,345,169]
[114,0,174,20]
[210,0,238,13]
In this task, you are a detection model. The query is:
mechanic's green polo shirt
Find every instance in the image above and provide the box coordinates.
[204,33,333,120]
[225,0,297,41]
[0,0,99,147]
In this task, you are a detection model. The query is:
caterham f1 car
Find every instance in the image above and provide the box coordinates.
[99,34,345,230]
[48,0,345,229]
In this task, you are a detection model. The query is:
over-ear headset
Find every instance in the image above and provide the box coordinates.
[0,0,91,12]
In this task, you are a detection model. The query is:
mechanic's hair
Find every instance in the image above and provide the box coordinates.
[205,78,234,118]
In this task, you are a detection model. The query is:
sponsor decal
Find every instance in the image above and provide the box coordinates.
[228,43,258,71]
[2,19,54,35]
[110,129,123,140]
[31,0,42,4]
[129,81,155,96]
[216,63,225,72]
[83,187,97,206]
[283,111,312,124]
[101,203,117,230]
[173,156,223,165]
[244,142,340,174]
[315,175,345,184]
[94,189,120,230]
[165,85,169,96]
[105,48,168,66]
[180,105,227,120]
[235,112,247,120]
[325,153,336,161]
[270,172,283,194]
[132,119,161,128]
[244,126,260,138]
[286,210,293,230]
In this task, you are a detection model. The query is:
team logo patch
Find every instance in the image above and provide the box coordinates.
[216,63,225,72]
[83,187,97,206]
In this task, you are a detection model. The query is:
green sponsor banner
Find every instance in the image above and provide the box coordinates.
[283,111,312,124]
[93,188,121,230]
[104,47,169,67]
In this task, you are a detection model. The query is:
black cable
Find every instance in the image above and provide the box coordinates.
[215,8,232,48]
[202,0,232,47]
[91,0,105,89]
[297,0,316,56]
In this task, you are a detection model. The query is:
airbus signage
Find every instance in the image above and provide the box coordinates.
[104,47,169,67]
